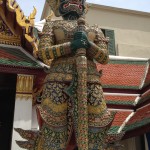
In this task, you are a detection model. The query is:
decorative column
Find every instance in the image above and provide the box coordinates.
[11,74,34,150]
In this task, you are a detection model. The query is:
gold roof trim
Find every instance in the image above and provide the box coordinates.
[7,0,37,33]
[6,0,38,51]
[0,34,21,46]
[0,0,38,50]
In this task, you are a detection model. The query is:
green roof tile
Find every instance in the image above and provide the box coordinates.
[106,100,134,106]
[108,126,120,134]
[0,46,42,69]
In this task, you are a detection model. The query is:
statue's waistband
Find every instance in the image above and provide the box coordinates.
[44,72,101,83]
[48,56,100,76]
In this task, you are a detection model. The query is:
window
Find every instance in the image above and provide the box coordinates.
[102,29,116,55]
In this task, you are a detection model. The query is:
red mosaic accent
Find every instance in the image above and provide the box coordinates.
[111,111,132,126]
[105,95,137,103]
[97,64,146,88]
[0,49,20,60]
[127,104,150,125]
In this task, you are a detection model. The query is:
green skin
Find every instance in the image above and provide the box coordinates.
[71,31,91,54]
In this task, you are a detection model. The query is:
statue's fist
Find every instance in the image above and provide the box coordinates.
[73,31,88,41]
[71,31,91,53]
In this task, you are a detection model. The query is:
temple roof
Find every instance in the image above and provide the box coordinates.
[105,110,133,144]
[98,56,150,90]
[0,0,43,75]
[0,45,41,68]
[0,44,45,75]
[105,94,139,107]
[98,56,150,142]
[108,110,133,134]
[125,104,150,132]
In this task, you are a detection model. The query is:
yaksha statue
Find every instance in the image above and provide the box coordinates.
[16,0,115,149]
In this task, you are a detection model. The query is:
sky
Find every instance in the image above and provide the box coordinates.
[16,0,150,22]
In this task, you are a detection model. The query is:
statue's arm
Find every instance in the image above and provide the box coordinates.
[38,21,71,61]
[88,29,109,64]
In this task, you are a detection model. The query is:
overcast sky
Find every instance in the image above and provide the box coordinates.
[17,0,150,22]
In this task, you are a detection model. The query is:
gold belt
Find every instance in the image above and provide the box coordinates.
[45,72,101,83]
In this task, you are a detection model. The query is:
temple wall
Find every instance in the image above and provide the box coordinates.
[86,4,150,58]
[11,98,32,150]
[32,105,39,130]
[86,4,150,32]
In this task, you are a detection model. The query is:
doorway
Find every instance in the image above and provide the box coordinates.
[0,73,17,150]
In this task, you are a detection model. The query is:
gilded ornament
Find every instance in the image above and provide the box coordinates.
[16,74,34,94]
[7,0,16,12]
[6,0,38,50]
[0,19,21,45]
[16,94,33,100]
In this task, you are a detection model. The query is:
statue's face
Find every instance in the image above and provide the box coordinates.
[59,0,85,20]
[47,0,85,19]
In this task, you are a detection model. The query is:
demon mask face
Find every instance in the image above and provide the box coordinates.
[47,0,86,20]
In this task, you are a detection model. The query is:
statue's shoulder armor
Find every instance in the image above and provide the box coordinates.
[42,19,55,34]
[86,24,103,42]
[46,20,78,44]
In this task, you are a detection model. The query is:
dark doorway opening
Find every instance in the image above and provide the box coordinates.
[0,73,17,150]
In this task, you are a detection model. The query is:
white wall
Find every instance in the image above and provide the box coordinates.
[31,105,39,130]
[11,97,33,150]
[86,5,150,32]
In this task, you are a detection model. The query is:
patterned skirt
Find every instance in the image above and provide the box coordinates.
[35,80,115,150]
[15,64,115,150]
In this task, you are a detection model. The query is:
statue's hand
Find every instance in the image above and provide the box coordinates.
[71,31,90,53]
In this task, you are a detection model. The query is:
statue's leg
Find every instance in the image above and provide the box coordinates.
[87,83,114,150]
[36,82,73,150]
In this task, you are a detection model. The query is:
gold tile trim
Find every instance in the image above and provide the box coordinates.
[16,94,32,100]
[16,74,34,93]
[0,34,21,45]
